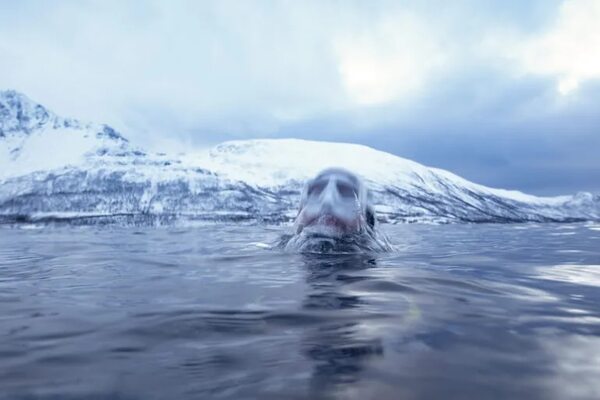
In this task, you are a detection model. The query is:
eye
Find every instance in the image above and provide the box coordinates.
[336,182,356,199]
[307,182,326,197]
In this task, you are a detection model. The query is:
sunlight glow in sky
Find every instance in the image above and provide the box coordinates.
[334,10,446,105]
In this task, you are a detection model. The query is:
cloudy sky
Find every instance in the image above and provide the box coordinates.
[1,0,599,195]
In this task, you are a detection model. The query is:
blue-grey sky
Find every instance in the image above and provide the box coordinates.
[1,0,599,195]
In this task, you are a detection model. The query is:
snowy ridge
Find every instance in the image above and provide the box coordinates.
[0,90,133,181]
[193,139,570,204]
[0,90,599,225]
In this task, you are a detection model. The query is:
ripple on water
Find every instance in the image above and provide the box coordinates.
[0,223,600,399]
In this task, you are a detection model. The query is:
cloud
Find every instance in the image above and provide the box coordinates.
[0,1,347,139]
[503,0,600,95]
[0,1,598,194]
[0,1,462,136]
[0,0,563,133]
[333,10,448,106]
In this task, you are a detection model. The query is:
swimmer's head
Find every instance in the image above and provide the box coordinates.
[294,168,375,238]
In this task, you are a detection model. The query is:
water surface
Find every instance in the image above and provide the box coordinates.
[1,223,600,399]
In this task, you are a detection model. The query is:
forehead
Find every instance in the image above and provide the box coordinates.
[310,169,360,187]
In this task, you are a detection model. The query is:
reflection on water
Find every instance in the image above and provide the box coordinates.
[0,223,599,399]
[536,264,600,287]
[300,255,384,397]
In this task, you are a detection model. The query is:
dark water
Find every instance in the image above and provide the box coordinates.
[1,223,600,400]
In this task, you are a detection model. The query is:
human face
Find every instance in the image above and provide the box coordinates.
[295,170,364,236]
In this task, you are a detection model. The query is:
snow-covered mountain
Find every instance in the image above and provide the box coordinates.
[0,89,598,225]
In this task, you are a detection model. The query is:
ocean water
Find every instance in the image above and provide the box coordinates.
[1,223,600,400]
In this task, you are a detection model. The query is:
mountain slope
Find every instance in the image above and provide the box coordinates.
[191,139,599,223]
[0,90,598,225]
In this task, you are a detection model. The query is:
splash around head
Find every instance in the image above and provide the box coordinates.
[283,168,391,253]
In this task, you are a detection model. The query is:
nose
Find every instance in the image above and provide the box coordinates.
[318,180,339,212]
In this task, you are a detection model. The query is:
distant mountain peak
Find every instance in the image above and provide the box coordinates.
[0,89,31,102]
[0,89,57,137]
[0,90,134,180]
[0,89,127,143]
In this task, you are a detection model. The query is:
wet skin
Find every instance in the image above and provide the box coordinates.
[295,168,370,237]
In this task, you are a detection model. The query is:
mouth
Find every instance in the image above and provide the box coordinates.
[305,214,346,229]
